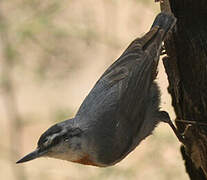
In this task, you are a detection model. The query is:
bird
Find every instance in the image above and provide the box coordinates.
[16,13,183,167]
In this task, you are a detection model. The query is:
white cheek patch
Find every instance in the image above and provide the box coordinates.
[48,142,83,162]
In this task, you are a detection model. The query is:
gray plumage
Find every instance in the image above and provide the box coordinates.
[17,13,180,167]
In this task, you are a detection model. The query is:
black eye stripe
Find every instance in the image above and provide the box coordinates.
[52,133,70,144]
[38,127,82,148]
[63,134,69,141]
[42,138,48,144]
[38,124,62,147]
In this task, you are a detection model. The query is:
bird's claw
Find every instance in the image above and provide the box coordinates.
[160,45,166,55]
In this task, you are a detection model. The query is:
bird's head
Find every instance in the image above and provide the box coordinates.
[16,119,97,166]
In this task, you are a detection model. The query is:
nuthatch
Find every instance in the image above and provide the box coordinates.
[17,13,184,167]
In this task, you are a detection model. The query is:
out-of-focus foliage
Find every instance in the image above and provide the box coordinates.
[2,0,82,81]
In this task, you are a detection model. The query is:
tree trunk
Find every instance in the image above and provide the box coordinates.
[160,0,207,179]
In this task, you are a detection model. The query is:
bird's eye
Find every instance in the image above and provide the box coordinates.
[42,137,51,147]
[64,137,69,142]
[63,135,69,142]
[42,138,48,144]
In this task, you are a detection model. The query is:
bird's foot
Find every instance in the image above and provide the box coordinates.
[167,118,186,144]
[160,45,166,55]
[158,111,186,144]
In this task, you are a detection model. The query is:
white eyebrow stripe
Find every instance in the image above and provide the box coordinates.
[44,128,68,147]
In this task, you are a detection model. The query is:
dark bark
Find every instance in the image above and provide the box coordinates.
[180,145,206,180]
[160,0,207,179]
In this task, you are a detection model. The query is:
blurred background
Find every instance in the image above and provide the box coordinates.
[0,0,188,180]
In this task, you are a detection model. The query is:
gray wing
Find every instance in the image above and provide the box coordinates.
[75,13,176,165]
[76,27,161,131]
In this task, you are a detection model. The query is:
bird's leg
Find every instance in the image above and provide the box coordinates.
[158,111,186,144]
[166,118,186,144]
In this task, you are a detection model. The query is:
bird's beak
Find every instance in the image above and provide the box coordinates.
[16,148,47,164]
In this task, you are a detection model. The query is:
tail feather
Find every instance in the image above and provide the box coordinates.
[151,12,176,37]
[122,13,176,55]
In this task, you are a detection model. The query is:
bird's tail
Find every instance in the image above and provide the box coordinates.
[122,12,176,57]
[134,13,176,80]
[151,12,176,37]
[136,12,176,51]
